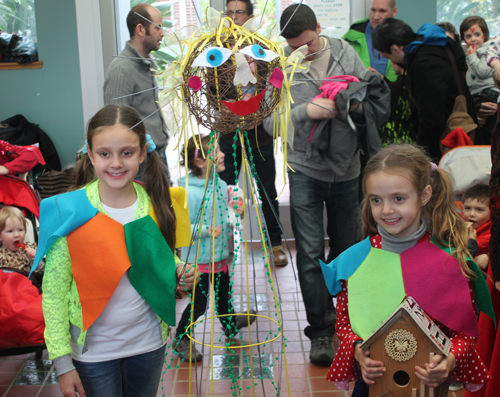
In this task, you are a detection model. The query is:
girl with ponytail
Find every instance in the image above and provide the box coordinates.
[321,144,494,393]
[36,105,194,397]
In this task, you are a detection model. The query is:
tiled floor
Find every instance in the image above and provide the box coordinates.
[0,242,466,397]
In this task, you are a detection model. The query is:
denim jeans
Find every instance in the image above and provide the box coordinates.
[218,138,282,247]
[288,171,359,340]
[73,344,166,397]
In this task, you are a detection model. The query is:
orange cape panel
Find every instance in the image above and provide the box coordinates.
[67,213,131,331]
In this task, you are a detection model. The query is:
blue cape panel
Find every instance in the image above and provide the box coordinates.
[320,237,372,295]
[405,23,448,56]
[29,189,98,277]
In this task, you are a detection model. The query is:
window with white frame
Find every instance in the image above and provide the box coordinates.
[437,0,500,38]
[0,0,38,65]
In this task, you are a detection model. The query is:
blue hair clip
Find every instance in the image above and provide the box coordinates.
[146,134,156,153]
[82,139,88,154]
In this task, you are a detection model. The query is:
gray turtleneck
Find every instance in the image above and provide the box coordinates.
[377,222,428,254]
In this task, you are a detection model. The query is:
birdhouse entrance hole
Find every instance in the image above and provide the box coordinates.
[393,370,410,386]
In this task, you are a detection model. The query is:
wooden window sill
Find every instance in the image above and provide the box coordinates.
[0,61,43,70]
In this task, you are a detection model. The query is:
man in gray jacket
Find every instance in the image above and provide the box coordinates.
[265,4,389,366]
[104,4,169,174]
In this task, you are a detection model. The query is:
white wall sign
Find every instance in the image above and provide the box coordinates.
[307,0,349,30]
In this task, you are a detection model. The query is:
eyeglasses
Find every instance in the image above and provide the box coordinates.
[224,10,248,16]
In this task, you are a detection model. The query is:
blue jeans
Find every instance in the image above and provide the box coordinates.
[288,171,359,340]
[73,345,166,397]
[218,138,282,247]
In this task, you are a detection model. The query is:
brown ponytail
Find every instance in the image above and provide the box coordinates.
[143,151,176,252]
[426,167,474,277]
[73,154,95,190]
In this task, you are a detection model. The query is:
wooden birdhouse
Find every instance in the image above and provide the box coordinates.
[360,297,451,397]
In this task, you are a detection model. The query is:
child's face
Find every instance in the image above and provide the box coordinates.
[463,198,490,229]
[196,144,226,176]
[0,216,26,251]
[464,24,485,48]
[87,124,146,197]
[366,170,431,238]
[216,144,226,173]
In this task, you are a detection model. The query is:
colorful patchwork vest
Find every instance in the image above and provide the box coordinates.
[30,180,191,330]
[321,235,495,340]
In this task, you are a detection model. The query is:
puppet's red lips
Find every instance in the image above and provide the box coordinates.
[221,89,267,116]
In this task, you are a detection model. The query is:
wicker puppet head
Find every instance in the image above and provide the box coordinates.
[182,18,285,134]
[159,9,298,136]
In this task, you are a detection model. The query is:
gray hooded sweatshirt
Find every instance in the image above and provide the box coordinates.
[264,36,374,182]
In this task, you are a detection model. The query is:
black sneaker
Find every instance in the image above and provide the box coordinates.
[173,337,202,362]
[223,310,257,338]
[309,336,334,366]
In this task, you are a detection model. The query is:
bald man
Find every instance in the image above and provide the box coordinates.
[343,0,398,81]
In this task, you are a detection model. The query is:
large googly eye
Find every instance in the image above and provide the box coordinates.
[191,47,233,68]
[239,44,279,62]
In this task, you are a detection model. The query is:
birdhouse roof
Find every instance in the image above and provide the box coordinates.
[360,297,451,356]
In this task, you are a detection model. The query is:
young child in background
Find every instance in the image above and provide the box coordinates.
[463,183,491,271]
[321,144,493,393]
[33,105,194,397]
[0,206,42,283]
[174,134,255,362]
[460,16,500,143]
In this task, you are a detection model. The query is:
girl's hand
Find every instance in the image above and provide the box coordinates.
[25,247,36,260]
[233,198,244,216]
[475,253,489,271]
[177,266,196,291]
[354,344,386,384]
[467,44,478,55]
[415,353,456,388]
[59,370,85,397]
[208,226,222,237]
[495,281,500,292]
[0,165,9,175]
[228,187,244,216]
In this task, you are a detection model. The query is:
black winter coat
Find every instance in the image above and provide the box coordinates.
[406,38,480,161]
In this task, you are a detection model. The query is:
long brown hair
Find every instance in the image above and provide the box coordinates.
[74,105,176,252]
[361,144,474,278]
